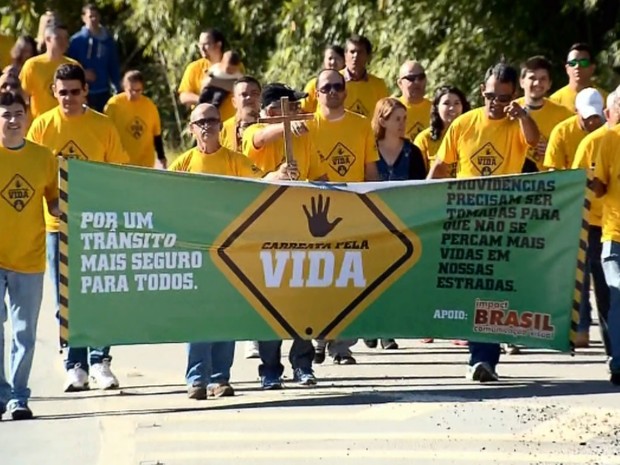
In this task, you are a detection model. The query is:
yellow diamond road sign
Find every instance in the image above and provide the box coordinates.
[211,186,421,339]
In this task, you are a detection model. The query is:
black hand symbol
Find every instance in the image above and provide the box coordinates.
[302,194,342,238]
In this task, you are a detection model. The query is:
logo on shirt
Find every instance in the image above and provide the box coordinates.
[127,117,146,140]
[471,143,504,176]
[324,143,357,178]
[59,141,88,160]
[349,100,369,117]
[211,189,421,339]
[407,122,425,139]
[1,174,35,212]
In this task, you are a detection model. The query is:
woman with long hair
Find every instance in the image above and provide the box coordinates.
[414,85,470,178]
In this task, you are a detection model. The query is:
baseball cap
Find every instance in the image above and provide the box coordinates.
[261,83,307,109]
[575,87,605,119]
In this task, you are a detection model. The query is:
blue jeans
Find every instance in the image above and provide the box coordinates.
[258,339,314,378]
[468,342,501,371]
[601,240,620,373]
[185,341,235,387]
[46,232,111,372]
[0,270,44,406]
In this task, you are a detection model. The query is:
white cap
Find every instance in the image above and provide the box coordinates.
[576,87,605,119]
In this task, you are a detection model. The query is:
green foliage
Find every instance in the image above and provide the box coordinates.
[1,0,620,151]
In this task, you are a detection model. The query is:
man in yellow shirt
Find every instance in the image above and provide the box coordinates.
[572,90,620,351]
[429,62,539,382]
[397,60,432,140]
[592,122,620,386]
[550,43,608,113]
[105,70,166,168]
[19,23,78,119]
[341,35,388,118]
[301,44,345,113]
[517,56,573,172]
[220,76,261,152]
[27,63,128,394]
[172,103,295,398]
[544,88,605,171]
[0,92,57,420]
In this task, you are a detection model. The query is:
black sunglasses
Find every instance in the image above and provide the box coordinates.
[318,83,345,94]
[483,92,512,104]
[191,117,220,126]
[402,73,426,82]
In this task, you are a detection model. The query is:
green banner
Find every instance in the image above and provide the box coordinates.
[64,160,586,351]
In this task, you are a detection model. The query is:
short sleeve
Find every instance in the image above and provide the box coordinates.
[543,124,566,169]
[364,126,379,164]
[233,152,264,178]
[436,124,458,165]
[178,62,198,94]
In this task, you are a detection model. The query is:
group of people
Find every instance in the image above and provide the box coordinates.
[1,5,620,421]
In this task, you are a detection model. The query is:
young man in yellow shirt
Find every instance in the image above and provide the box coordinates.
[517,56,573,172]
[219,76,261,152]
[0,92,58,420]
[397,60,432,141]
[301,44,345,113]
[19,23,78,119]
[544,88,605,171]
[27,63,128,393]
[550,43,608,113]
[171,103,295,398]
[429,62,539,382]
[105,70,167,168]
[340,35,388,118]
[592,119,620,386]
[572,90,620,352]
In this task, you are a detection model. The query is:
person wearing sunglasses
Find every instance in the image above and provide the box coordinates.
[27,63,128,394]
[19,23,78,120]
[428,62,539,382]
[341,34,388,118]
[397,60,432,140]
[550,43,608,113]
[301,44,345,114]
[516,56,573,173]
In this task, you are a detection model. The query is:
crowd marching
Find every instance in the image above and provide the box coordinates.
[1,4,620,421]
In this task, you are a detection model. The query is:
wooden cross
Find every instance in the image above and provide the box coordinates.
[258,97,315,164]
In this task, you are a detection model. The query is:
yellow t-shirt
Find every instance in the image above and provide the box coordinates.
[168,146,263,178]
[572,125,610,227]
[516,97,573,170]
[241,123,326,181]
[549,84,609,113]
[543,115,587,170]
[104,93,162,168]
[301,77,318,113]
[399,97,432,140]
[220,116,238,151]
[414,127,456,177]
[593,126,620,242]
[436,107,530,178]
[306,110,379,182]
[19,54,79,119]
[0,34,13,70]
[27,106,129,232]
[342,72,389,118]
[177,57,241,121]
[0,140,58,273]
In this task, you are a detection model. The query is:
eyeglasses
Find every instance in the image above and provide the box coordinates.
[483,92,512,103]
[57,88,82,96]
[401,73,426,82]
[191,117,220,126]
[567,58,591,68]
[318,83,345,94]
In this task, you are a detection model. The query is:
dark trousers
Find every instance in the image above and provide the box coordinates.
[468,342,501,370]
[87,92,111,113]
[584,226,611,354]
[258,339,314,378]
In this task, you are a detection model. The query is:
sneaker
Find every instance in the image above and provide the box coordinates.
[187,385,207,400]
[363,339,378,348]
[466,362,499,382]
[501,343,521,355]
[207,383,235,398]
[245,341,260,359]
[8,401,33,421]
[313,347,326,364]
[293,368,317,386]
[333,355,357,365]
[90,360,119,390]
[64,365,90,392]
[381,339,399,350]
[260,376,283,390]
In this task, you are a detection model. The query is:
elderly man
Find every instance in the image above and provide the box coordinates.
[397,60,432,140]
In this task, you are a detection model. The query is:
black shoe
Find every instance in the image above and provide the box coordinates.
[9,402,33,420]
[314,348,326,364]
[340,355,357,365]
[380,339,399,350]
[364,339,378,348]
[611,372,620,386]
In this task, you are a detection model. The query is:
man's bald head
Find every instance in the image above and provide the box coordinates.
[189,103,222,146]
[397,60,427,103]
[190,103,219,123]
[399,60,425,79]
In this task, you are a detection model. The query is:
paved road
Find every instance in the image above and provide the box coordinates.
[1,279,620,465]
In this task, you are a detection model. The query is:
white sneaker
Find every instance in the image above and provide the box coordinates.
[466,362,499,382]
[64,365,90,392]
[90,360,120,390]
[245,340,260,359]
